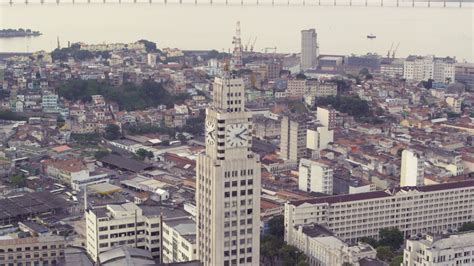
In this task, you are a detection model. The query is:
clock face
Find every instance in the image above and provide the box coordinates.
[205,120,216,146]
[225,123,249,148]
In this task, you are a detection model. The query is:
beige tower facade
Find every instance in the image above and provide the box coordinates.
[196,76,261,266]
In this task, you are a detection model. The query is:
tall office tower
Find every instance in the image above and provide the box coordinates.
[300,29,318,71]
[280,114,309,162]
[400,149,425,187]
[196,75,261,266]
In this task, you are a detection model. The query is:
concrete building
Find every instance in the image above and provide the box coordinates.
[162,217,197,263]
[147,53,157,67]
[280,114,309,162]
[455,63,474,88]
[446,96,462,113]
[196,75,261,266]
[306,126,333,158]
[298,159,333,195]
[300,29,318,71]
[41,93,59,113]
[380,58,404,78]
[403,231,474,266]
[85,202,189,262]
[317,107,337,130]
[404,55,456,83]
[290,224,377,266]
[400,149,424,187]
[285,180,474,244]
[287,78,308,98]
[0,235,67,266]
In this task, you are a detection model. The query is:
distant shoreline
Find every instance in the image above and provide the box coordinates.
[0,29,42,38]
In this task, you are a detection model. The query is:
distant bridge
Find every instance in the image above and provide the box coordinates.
[2,0,473,7]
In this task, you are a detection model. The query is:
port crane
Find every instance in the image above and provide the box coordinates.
[249,37,257,52]
[244,37,252,52]
[392,42,400,58]
[386,42,394,58]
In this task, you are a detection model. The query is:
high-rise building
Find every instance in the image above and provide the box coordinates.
[300,29,318,71]
[298,159,333,195]
[455,63,474,88]
[196,75,261,266]
[400,149,424,187]
[306,126,334,158]
[280,114,309,162]
[317,107,338,130]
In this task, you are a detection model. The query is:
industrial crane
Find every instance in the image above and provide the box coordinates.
[244,37,252,52]
[392,42,400,58]
[249,36,258,52]
[387,42,394,58]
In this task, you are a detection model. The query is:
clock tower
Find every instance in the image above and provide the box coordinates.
[196,75,261,266]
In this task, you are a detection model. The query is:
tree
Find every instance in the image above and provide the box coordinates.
[379,228,404,251]
[376,246,394,262]
[295,73,307,80]
[137,39,158,53]
[390,255,403,266]
[136,149,154,161]
[261,235,280,266]
[104,124,121,140]
[11,174,26,187]
[279,244,308,266]
[459,222,474,232]
[267,215,284,238]
[359,236,379,248]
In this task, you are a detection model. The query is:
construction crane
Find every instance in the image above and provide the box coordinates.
[244,37,252,52]
[387,42,394,58]
[249,37,258,52]
[392,42,400,58]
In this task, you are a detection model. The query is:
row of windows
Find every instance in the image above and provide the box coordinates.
[98,222,147,231]
[224,189,253,198]
[224,169,254,178]
[223,256,253,265]
[0,245,63,253]
[225,179,254,188]
[224,199,253,208]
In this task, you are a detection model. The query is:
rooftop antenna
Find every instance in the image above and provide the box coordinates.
[57,37,61,49]
[230,21,243,70]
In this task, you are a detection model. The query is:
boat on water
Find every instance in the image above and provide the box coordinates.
[367,34,376,39]
[0,29,42,38]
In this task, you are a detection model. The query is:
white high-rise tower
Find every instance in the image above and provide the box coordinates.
[400,149,424,187]
[196,75,261,266]
[300,29,318,71]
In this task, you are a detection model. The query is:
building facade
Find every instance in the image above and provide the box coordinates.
[403,55,456,83]
[300,29,318,71]
[280,115,309,162]
[298,159,333,195]
[0,235,66,266]
[403,231,474,266]
[86,202,187,262]
[455,63,474,88]
[162,217,197,263]
[400,149,425,187]
[196,76,261,266]
[285,180,474,244]
[317,107,337,130]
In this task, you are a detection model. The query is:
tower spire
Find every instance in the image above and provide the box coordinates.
[230,21,243,70]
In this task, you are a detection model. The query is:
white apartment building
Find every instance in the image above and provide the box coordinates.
[196,75,261,266]
[299,159,333,195]
[317,107,337,130]
[162,217,197,263]
[290,224,377,266]
[285,180,474,244]
[403,55,455,83]
[301,29,318,71]
[86,202,189,262]
[403,231,474,266]
[400,149,425,187]
[280,114,309,162]
[306,126,333,158]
